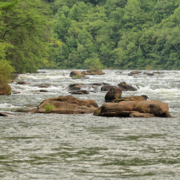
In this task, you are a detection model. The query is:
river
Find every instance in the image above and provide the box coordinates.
[0,69,180,179]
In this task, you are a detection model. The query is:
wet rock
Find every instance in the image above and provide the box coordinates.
[17,81,30,85]
[0,84,11,95]
[105,87,122,102]
[16,107,38,113]
[94,100,172,118]
[70,90,89,95]
[128,71,141,76]
[133,100,172,117]
[37,95,98,114]
[101,85,116,91]
[68,84,83,91]
[40,90,48,93]
[113,95,148,103]
[39,84,51,88]
[81,70,105,75]
[0,112,16,116]
[118,82,137,91]
[129,112,155,118]
[143,72,154,76]
[92,83,110,86]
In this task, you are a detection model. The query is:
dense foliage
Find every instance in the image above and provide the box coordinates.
[51,0,180,70]
[0,0,52,76]
[1,0,180,86]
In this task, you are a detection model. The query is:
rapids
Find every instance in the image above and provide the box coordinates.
[0,69,180,179]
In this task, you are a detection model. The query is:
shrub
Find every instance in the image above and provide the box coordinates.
[44,103,55,113]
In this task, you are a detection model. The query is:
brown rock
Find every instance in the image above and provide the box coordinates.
[37,95,98,114]
[118,82,137,91]
[40,90,48,92]
[128,71,141,76]
[68,84,83,91]
[0,112,16,116]
[0,84,11,95]
[82,70,105,75]
[70,70,83,77]
[105,87,122,102]
[17,81,30,85]
[70,90,89,94]
[129,112,155,118]
[133,100,170,117]
[143,72,154,76]
[94,100,172,118]
[113,95,148,103]
[101,85,116,91]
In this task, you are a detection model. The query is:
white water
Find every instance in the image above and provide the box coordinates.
[1,69,180,180]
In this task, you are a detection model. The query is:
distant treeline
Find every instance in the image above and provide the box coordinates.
[50,0,180,70]
[0,0,180,84]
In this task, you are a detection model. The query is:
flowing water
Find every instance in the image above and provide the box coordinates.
[0,69,180,179]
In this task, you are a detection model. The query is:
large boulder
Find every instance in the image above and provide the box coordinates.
[0,84,11,95]
[105,87,122,102]
[118,82,137,91]
[94,100,172,118]
[36,95,98,114]
[133,100,171,117]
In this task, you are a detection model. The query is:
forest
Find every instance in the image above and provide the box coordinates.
[1,0,180,83]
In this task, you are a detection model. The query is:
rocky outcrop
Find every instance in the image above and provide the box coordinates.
[36,95,98,114]
[105,87,122,102]
[118,82,137,91]
[94,100,172,118]
[81,70,105,75]
[0,84,11,95]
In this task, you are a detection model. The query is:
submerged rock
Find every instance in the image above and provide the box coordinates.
[36,95,98,114]
[39,84,51,88]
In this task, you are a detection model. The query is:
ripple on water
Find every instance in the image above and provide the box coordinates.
[0,70,180,179]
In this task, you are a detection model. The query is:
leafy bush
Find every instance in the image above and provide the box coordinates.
[44,103,55,113]
[0,61,14,85]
